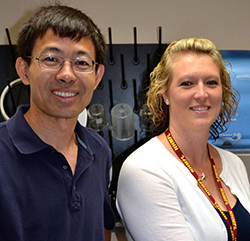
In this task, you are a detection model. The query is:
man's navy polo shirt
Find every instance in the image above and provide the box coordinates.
[0,105,115,241]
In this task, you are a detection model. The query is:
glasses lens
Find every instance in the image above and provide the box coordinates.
[73,58,94,73]
[39,55,62,71]
[37,55,96,74]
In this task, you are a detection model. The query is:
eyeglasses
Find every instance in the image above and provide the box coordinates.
[25,54,98,74]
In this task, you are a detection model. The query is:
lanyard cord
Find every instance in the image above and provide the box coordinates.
[165,128,237,241]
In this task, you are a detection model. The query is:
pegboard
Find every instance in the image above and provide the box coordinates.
[90,43,164,156]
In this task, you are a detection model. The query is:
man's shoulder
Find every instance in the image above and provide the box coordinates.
[0,120,8,137]
[0,122,5,129]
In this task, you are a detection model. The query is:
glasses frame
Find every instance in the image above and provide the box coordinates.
[25,55,98,74]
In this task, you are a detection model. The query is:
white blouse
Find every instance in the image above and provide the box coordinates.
[116,137,250,241]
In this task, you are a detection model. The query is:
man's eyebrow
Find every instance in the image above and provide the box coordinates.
[40,47,62,55]
[75,51,94,60]
[40,48,94,60]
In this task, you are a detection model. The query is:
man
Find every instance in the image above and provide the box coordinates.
[0,4,115,241]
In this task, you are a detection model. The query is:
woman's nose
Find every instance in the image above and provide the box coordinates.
[195,82,208,99]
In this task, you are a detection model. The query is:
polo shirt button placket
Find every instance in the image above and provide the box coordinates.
[70,190,81,212]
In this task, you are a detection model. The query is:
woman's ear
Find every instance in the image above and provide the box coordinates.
[161,92,170,105]
[161,92,168,101]
[15,57,30,85]
[94,64,104,90]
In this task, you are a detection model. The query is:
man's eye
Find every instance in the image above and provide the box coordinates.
[44,57,57,62]
[77,60,91,66]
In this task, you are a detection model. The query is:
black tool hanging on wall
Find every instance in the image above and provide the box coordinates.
[108,79,114,111]
[158,26,162,56]
[146,53,151,90]
[120,53,128,89]
[133,27,139,65]
[4,28,17,111]
[133,78,139,114]
[5,28,16,66]
[108,27,115,65]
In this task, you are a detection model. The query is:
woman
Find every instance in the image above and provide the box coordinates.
[116,38,250,241]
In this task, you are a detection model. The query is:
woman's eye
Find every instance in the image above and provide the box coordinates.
[180,81,192,86]
[207,80,218,85]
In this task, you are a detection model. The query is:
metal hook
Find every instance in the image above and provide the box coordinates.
[147,53,151,87]
[108,27,115,65]
[133,27,139,65]
[158,26,162,56]
[5,28,16,65]
[133,79,139,114]
[134,129,138,150]
[108,79,114,111]
[108,129,114,159]
[120,53,128,89]
[5,28,18,111]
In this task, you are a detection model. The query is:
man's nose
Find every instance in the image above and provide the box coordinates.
[56,60,76,83]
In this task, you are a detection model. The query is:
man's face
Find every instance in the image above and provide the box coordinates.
[19,29,103,120]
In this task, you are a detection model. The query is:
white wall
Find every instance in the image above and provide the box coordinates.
[1,0,250,49]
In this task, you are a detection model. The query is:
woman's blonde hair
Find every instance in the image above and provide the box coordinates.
[147,38,239,138]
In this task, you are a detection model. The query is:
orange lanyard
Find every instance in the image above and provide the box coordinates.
[165,128,237,241]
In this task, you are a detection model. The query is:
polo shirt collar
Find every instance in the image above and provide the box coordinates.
[7,105,48,154]
[7,105,91,156]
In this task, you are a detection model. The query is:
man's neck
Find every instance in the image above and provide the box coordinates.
[24,108,78,152]
[24,108,79,174]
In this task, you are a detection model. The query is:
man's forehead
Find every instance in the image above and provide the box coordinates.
[32,29,96,59]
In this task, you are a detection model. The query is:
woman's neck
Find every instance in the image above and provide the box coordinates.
[167,124,210,165]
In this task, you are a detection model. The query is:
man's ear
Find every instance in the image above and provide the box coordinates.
[15,57,30,85]
[94,64,104,90]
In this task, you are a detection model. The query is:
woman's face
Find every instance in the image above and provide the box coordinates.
[162,53,223,133]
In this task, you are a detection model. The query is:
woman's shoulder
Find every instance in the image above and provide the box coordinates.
[213,145,248,179]
[213,145,243,166]
[120,136,180,177]
[126,136,172,162]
